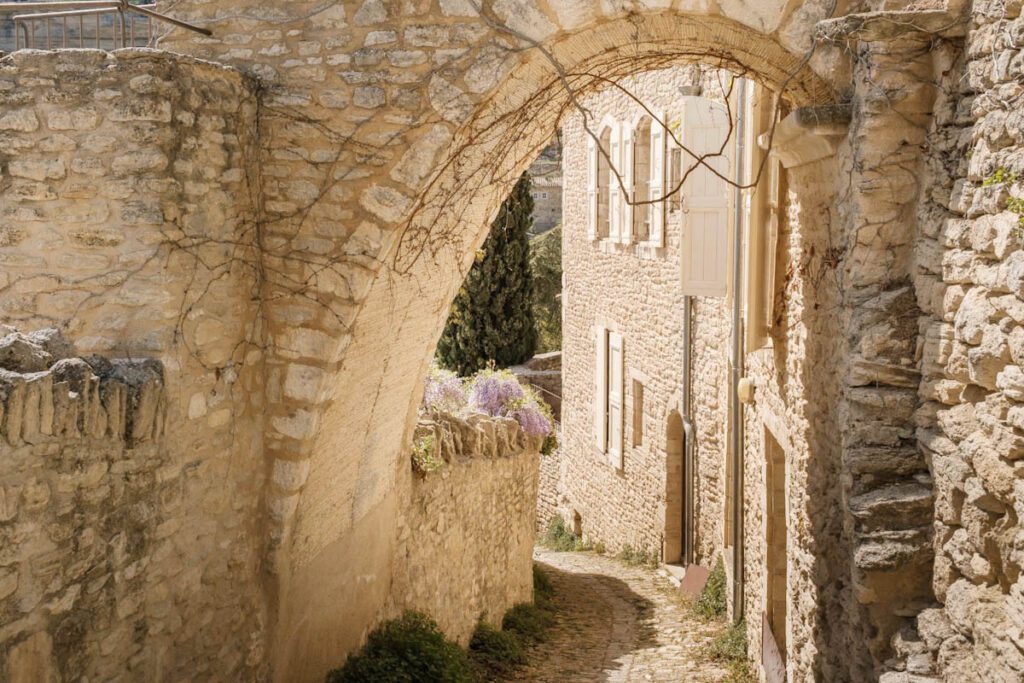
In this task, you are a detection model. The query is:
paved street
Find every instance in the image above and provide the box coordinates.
[503,549,732,682]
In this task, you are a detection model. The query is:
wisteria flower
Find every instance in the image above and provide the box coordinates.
[422,364,467,413]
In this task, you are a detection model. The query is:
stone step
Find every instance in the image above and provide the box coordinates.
[849,482,935,532]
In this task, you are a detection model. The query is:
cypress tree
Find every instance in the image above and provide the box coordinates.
[436,173,537,375]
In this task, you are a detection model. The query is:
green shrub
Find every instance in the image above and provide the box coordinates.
[616,545,659,569]
[532,564,554,605]
[694,559,727,619]
[542,515,578,551]
[326,611,473,683]
[708,619,755,682]
[468,622,526,678]
[502,603,554,644]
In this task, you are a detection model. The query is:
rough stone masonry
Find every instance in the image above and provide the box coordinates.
[0,0,1022,681]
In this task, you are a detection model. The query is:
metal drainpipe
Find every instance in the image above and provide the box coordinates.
[729,79,747,623]
[681,295,695,567]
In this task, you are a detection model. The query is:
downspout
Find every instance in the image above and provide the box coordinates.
[729,79,747,623]
[681,295,695,567]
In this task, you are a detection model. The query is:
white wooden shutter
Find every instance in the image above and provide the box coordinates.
[745,87,778,351]
[649,114,665,247]
[621,122,634,244]
[607,331,624,468]
[764,158,782,326]
[609,124,621,242]
[594,325,608,452]
[680,97,731,298]
[587,136,598,240]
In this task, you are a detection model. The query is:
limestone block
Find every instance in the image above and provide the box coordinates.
[997,365,1024,401]
[492,0,557,43]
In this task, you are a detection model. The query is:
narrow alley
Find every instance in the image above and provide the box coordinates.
[503,550,736,683]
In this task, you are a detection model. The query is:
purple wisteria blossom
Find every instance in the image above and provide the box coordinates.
[466,369,525,416]
[421,366,555,452]
[422,364,467,413]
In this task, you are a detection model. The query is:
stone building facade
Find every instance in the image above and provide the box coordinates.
[1,1,1022,681]
[553,66,732,567]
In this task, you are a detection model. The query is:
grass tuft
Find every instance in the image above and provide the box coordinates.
[693,558,727,619]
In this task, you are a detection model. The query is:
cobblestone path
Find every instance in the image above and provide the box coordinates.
[503,549,731,682]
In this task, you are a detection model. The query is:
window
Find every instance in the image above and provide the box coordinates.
[588,126,612,240]
[631,379,644,447]
[668,147,683,213]
[594,326,624,468]
[649,115,666,247]
[633,117,652,243]
[744,85,783,352]
[609,125,621,242]
[541,191,548,199]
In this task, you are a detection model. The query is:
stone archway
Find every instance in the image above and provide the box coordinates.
[151,8,842,677]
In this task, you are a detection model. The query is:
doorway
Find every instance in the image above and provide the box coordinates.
[665,411,686,565]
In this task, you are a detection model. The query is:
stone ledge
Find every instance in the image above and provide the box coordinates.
[0,328,164,447]
[413,410,543,466]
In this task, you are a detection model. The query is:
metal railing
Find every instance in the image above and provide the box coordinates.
[0,0,210,52]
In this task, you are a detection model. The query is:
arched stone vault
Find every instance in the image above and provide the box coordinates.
[151,1,863,679]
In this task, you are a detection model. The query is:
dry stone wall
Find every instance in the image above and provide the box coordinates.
[389,412,541,645]
[885,2,1024,680]
[0,52,268,680]
[1,329,189,680]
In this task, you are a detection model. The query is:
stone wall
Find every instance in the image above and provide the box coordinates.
[886,2,1024,680]
[0,52,268,680]
[389,412,541,645]
[1,329,205,680]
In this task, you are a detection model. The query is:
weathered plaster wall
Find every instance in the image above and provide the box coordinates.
[885,2,1024,680]
[390,413,540,645]
[0,52,268,680]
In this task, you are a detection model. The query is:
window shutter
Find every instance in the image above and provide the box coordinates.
[587,136,598,241]
[649,115,665,247]
[621,122,634,244]
[680,97,731,298]
[607,332,624,468]
[764,159,782,326]
[609,124,621,242]
[594,325,608,452]
[745,87,777,351]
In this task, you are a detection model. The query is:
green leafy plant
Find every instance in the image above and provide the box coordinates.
[532,564,554,607]
[502,603,554,644]
[707,619,755,682]
[616,544,659,569]
[982,167,1019,186]
[326,611,473,683]
[411,434,443,475]
[694,558,728,619]
[468,622,527,678]
[542,515,581,551]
